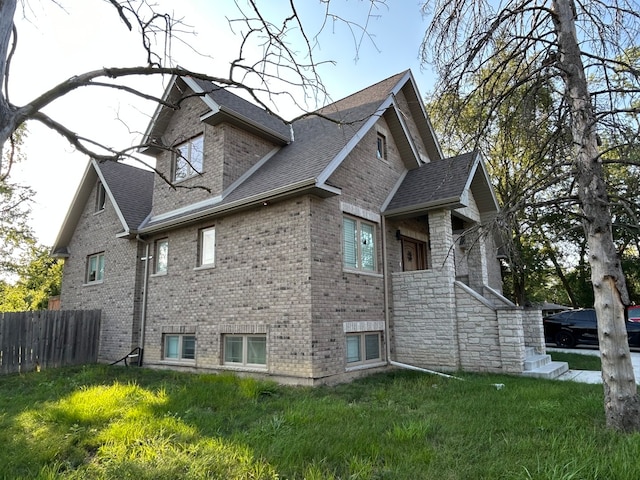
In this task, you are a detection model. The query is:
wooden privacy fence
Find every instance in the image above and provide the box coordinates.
[0,310,101,375]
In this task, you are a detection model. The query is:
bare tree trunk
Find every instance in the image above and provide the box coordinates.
[553,0,640,431]
[0,0,18,170]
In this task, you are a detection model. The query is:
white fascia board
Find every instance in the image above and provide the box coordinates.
[51,159,95,253]
[380,170,408,212]
[183,76,221,112]
[389,97,422,168]
[93,159,130,234]
[316,101,392,186]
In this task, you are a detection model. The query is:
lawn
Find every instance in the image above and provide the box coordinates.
[1,365,640,479]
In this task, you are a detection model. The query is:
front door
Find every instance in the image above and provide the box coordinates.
[401,237,427,271]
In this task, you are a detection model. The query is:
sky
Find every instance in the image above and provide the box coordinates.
[9,0,437,246]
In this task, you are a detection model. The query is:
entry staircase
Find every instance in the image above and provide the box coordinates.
[521,346,568,379]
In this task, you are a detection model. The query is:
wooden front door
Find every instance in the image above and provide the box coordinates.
[401,237,427,271]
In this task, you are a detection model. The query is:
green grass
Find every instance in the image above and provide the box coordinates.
[550,351,602,371]
[1,365,638,479]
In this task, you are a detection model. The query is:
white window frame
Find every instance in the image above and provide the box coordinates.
[173,134,204,182]
[223,334,267,368]
[198,227,216,267]
[343,216,377,272]
[85,252,105,284]
[95,181,106,212]
[376,132,387,160]
[163,334,196,362]
[346,332,382,366]
[154,238,169,275]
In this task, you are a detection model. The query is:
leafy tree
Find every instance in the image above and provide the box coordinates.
[0,244,62,312]
[421,0,640,430]
[0,124,35,277]
[426,53,576,306]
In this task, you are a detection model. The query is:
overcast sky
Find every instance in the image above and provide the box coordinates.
[10,0,436,246]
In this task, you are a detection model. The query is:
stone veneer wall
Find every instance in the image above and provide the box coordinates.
[391,209,460,371]
[392,270,459,370]
[522,308,545,354]
[455,282,525,373]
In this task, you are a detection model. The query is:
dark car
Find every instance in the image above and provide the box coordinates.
[543,308,640,348]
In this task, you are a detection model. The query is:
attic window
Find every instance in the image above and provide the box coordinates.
[95,181,106,212]
[174,134,204,182]
[376,133,387,160]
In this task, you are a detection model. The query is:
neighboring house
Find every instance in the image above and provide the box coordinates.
[52,70,557,385]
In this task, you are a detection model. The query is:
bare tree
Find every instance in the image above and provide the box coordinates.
[0,0,385,178]
[421,0,640,431]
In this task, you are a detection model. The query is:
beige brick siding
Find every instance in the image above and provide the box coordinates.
[141,197,314,381]
[149,93,277,217]
[59,179,141,362]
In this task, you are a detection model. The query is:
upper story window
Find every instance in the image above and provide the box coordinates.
[86,252,105,284]
[343,216,376,272]
[95,181,106,212]
[198,227,215,267]
[376,133,387,160]
[154,238,168,275]
[174,135,204,182]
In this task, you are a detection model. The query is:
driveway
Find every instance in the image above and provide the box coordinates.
[548,346,640,384]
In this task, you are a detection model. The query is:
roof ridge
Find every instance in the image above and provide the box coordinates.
[313,70,409,115]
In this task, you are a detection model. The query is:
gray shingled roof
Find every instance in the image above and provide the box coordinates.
[97,161,154,230]
[384,152,477,216]
[190,78,292,141]
[219,72,409,204]
[140,72,412,229]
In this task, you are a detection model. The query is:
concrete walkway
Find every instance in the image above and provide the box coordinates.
[549,347,640,384]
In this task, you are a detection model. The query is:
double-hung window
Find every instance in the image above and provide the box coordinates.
[224,335,267,367]
[346,332,381,365]
[86,252,105,284]
[174,135,204,182]
[155,238,169,274]
[343,216,376,271]
[164,334,195,361]
[199,227,215,267]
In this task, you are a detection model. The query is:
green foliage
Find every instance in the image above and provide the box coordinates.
[1,365,639,479]
[0,125,37,278]
[0,244,62,312]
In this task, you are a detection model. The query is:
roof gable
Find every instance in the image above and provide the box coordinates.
[141,70,441,232]
[52,160,154,256]
[383,152,499,217]
[141,76,291,155]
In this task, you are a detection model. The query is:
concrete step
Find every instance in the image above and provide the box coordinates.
[524,353,552,371]
[521,361,569,380]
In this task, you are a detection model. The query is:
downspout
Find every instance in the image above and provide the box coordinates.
[381,215,392,364]
[136,235,151,365]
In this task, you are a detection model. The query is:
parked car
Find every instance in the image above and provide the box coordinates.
[628,305,640,323]
[543,308,640,348]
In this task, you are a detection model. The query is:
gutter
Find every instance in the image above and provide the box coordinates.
[139,179,340,235]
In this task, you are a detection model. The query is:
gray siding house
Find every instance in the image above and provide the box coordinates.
[52,70,558,385]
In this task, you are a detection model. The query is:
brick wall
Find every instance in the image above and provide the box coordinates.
[141,197,315,381]
[149,94,277,217]
[59,178,140,362]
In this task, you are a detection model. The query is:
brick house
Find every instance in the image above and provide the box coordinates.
[52,70,560,385]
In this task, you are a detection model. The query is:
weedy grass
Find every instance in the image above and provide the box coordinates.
[1,364,640,479]
[549,351,602,371]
